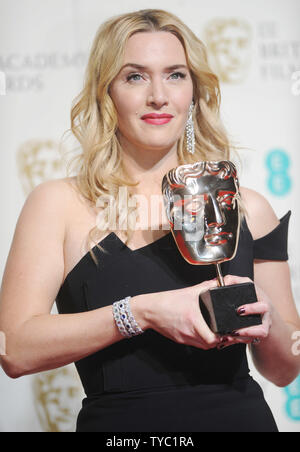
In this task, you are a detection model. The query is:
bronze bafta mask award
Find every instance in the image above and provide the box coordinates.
[162,161,262,335]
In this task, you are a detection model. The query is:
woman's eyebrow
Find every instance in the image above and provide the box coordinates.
[120,63,188,72]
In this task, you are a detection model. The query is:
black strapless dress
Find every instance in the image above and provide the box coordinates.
[55,212,291,432]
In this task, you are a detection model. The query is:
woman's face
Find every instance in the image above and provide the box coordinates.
[109,31,194,154]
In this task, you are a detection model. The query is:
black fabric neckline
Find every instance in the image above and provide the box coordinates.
[58,212,290,293]
[60,231,172,289]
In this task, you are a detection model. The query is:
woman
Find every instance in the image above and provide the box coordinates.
[0,9,299,432]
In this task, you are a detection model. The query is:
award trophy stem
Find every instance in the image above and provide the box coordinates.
[215,264,225,288]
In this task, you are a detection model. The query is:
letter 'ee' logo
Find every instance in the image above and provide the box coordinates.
[284,376,300,421]
[266,149,292,197]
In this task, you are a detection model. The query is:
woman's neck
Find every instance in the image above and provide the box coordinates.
[120,139,179,196]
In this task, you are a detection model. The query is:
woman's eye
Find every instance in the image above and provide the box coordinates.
[170,72,186,80]
[126,73,143,82]
[126,72,186,82]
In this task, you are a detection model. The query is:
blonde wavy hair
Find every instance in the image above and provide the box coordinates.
[64,9,240,266]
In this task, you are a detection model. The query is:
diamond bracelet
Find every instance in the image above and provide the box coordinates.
[112,296,144,338]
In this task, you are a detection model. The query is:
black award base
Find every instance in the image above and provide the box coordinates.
[199,282,262,335]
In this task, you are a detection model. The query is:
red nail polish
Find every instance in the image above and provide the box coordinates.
[218,344,227,350]
[231,331,240,337]
[237,307,246,315]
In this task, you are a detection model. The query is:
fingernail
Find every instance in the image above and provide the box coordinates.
[237,307,246,315]
[231,331,240,337]
[218,344,227,350]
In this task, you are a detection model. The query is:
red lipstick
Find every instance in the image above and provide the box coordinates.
[141,113,174,125]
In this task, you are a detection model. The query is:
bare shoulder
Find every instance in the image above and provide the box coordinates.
[11,176,77,270]
[22,176,82,221]
[240,187,280,240]
[0,177,80,328]
[26,176,78,204]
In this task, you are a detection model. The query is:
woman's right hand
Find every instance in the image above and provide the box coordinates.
[131,279,221,350]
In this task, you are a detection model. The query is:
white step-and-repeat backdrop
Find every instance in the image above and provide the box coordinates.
[0,0,299,432]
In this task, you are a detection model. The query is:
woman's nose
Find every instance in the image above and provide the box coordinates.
[147,77,168,108]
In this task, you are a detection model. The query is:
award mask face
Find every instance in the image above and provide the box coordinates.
[162,161,241,265]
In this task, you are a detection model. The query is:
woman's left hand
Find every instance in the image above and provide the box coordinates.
[217,275,274,350]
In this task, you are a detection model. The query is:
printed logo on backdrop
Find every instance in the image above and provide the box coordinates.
[0,71,6,95]
[265,149,292,197]
[203,18,252,84]
[258,22,300,82]
[0,53,87,93]
[291,70,300,96]
[17,139,66,195]
[32,366,83,432]
[202,19,300,84]
[284,376,300,421]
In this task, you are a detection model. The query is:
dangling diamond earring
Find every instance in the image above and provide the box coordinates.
[186,101,195,154]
